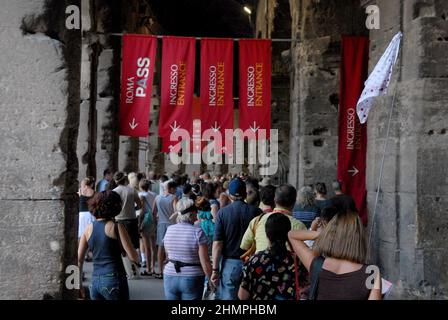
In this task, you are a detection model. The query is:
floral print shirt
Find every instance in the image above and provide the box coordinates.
[240,249,297,300]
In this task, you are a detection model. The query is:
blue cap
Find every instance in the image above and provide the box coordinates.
[229,178,246,198]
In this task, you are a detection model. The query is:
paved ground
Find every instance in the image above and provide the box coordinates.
[83,262,165,300]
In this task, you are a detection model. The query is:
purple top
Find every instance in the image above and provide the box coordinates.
[163,222,208,276]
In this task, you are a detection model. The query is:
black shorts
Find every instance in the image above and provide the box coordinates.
[117,219,139,249]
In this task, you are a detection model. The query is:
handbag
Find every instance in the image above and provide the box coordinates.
[240,213,266,262]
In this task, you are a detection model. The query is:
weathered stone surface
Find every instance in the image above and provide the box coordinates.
[366,0,448,300]
[97,49,114,97]
[77,100,90,180]
[96,98,116,180]
[0,200,65,299]
[0,0,80,299]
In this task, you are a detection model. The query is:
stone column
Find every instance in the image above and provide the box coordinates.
[0,0,80,299]
[366,0,448,299]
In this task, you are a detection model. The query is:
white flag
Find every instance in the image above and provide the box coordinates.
[356,31,402,124]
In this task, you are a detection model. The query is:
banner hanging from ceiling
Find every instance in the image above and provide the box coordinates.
[119,34,157,137]
[238,39,272,139]
[200,38,234,136]
[159,36,196,152]
[338,36,369,225]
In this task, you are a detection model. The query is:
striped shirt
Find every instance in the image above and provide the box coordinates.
[163,222,208,276]
[293,204,320,228]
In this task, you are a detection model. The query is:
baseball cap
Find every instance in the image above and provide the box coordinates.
[229,178,246,198]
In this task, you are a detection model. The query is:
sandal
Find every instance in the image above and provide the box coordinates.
[140,270,153,276]
[154,273,163,279]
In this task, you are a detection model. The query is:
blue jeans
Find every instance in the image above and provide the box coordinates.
[217,258,243,300]
[164,275,205,300]
[90,273,129,300]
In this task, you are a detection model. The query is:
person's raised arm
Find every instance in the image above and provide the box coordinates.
[288,230,319,271]
[118,223,140,263]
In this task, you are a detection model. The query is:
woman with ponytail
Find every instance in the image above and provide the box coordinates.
[238,214,297,300]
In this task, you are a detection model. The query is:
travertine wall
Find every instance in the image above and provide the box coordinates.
[365,0,448,299]
[0,0,80,299]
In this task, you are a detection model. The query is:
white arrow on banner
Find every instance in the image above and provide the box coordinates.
[211,121,221,132]
[249,121,259,133]
[348,166,359,177]
[129,118,139,130]
[170,121,181,132]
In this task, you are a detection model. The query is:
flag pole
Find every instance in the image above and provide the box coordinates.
[368,42,403,246]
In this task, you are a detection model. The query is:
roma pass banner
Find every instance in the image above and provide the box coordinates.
[119,34,157,137]
[200,38,234,152]
[238,39,272,139]
[338,36,369,225]
[159,36,196,152]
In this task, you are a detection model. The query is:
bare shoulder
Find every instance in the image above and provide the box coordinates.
[105,220,117,239]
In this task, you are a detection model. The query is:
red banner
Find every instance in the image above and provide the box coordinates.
[159,36,196,152]
[338,36,369,225]
[200,38,234,135]
[238,39,271,138]
[119,35,157,137]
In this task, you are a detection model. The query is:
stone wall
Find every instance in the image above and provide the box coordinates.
[0,0,80,299]
[365,0,448,299]
[283,0,448,299]
[288,0,367,190]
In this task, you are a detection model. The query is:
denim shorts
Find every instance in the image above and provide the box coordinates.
[164,275,205,300]
[90,273,129,300]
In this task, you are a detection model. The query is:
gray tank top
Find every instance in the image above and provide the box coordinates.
[156,194,176,224]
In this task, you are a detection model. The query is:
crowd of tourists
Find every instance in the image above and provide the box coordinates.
[77,170,382,300]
